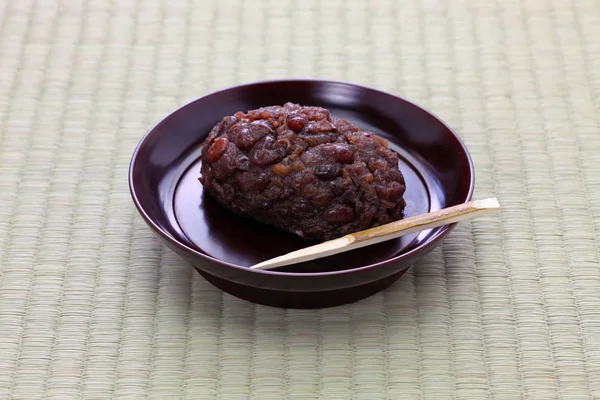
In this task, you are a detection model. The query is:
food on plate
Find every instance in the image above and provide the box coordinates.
[199,103,406,241]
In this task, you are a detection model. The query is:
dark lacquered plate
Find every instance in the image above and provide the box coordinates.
[129,80,474,308]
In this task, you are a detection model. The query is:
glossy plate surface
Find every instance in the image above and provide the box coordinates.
[129,80,474,308]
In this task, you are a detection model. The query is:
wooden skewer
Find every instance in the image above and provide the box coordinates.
[249,197,500,270]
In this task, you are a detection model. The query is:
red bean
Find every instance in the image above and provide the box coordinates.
[205,137,229,163]
[236,171,268,192]
[321,144,354,164]
[249,148,279,167]
[287,117,307,133]
[314,164,340,180]
[323,204,355,224]
[272,163,291,176]
[229,123,271,148]
[375,181,404,201]
[305,133,331,147]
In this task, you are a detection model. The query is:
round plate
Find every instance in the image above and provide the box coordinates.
[129,80,474,308]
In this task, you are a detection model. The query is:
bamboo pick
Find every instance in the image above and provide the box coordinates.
[249,198,500,270]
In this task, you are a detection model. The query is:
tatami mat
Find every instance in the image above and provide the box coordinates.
[1,0,599,398]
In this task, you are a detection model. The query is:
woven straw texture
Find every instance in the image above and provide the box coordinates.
[1,0,599,398]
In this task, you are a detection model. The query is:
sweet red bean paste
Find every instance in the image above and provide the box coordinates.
[199,103,406,241]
